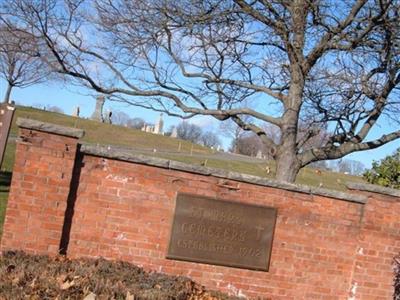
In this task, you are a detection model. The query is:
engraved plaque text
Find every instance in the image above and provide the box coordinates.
[167,194,277,271]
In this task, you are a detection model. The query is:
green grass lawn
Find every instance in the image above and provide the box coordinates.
[148,152,364,191]
[9,106,211,155]
[0,105,366,238]
[0,191,8,238]
[2,141,16,173]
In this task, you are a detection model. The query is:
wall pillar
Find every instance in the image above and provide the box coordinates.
[0,118,84,255]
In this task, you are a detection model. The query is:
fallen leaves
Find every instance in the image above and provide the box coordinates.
[83,292,96,300]
[0,251,239,300]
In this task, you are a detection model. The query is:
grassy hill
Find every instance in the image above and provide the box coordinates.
[2,105,365,188]
[2,106,212,171]
[0,106,365,236]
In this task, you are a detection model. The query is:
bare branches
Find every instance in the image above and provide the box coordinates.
[2,0,400,182]
[303,0,369,72]
[231,114,278,153]
[300,129,400,166]
[0,22,49,102]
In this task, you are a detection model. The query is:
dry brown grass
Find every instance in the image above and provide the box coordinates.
[0,251,238,300]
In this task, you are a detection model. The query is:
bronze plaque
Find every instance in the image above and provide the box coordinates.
[167,194,277,271]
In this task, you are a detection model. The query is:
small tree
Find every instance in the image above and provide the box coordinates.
[127,117,145,129]
[46,105,64,114]
[111,110,131,126]
[220,118,249,153]
[234,133,264,157]
[200,131,221,148]
[338,159,352,174]
[176,122,203,144]
[363,148,400,189]
[0,24,48,103]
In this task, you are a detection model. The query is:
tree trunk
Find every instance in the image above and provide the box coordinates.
[3,82,12,103]
[274,119,302,183]
[275,78,303,183]
[275,149,301,183]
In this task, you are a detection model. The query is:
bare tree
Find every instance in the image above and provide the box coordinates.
[46,105,64,114]
[111,110,131,126]
[3,0,400,182]
[176,122,203,143]
[220,117,250,153]
[127,117,145,129]
[333,159,366,175]
[0,23,48,103]
[350,160,366,175]
[338,159,352,174]
[201,131,221,148]
[234,133,264,157]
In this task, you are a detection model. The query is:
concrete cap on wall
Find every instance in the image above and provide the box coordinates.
[80,144,369,205]
[347,182,400,198]
[16,118,85,139]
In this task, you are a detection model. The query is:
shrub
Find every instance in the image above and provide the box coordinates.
[363,148,400,189]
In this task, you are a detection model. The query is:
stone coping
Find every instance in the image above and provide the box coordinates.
[17,118,85,139]
[347,182,400,198]
[81,144,368,204]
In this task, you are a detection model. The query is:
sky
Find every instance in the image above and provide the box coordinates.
[1,79,399,169]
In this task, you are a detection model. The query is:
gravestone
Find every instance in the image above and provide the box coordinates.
[91,95,105,122]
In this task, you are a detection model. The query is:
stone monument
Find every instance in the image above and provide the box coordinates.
[91,95,106,122]
[154,113,164,134]
[171,126,178,138]
[72,106,80,117]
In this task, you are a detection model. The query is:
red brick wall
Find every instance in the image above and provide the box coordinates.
[1,128,79,255]
[2,126,399,300]
[348,194,400,300]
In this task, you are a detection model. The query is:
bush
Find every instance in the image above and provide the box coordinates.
[363,148,400,189]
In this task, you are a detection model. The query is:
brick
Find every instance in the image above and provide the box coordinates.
[2,124,400,299]
[1,127,79,257]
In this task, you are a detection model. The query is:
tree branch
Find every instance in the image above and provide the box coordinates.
[300,129,400,166]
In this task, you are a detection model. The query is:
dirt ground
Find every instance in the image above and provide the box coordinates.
[0,251,240,300]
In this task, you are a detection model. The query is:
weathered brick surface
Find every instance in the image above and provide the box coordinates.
[1,128,79,255]
[1,123,399,299]
[347,194,400,300]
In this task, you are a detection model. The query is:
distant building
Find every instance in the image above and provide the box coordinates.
[142,124,155,133]
[141,113,164,135]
